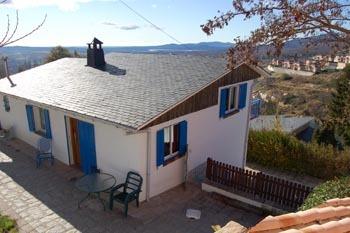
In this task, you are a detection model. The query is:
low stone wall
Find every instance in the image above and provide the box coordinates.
[267,66,315,76]
[202,182,286,215]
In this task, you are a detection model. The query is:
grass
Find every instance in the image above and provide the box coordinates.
[300,176,350,210]
[0,214,17,233]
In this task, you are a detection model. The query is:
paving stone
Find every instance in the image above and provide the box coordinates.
[0,139,262,233]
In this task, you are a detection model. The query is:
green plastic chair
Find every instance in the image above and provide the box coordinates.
[109,171,143,216]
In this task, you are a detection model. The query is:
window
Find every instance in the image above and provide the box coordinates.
[225,86,238,113]
[219,83,248,118]
[156,120,188,167]
[3,95,10,112]
[33,106,46,135]
[25,105,52,139]
[163,123,180,160]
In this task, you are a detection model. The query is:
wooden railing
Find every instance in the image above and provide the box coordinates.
[206,158,312,210]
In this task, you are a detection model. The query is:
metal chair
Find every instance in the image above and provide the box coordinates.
[36,137,54,168]
[109,171,143,216]
[0,127,13,142]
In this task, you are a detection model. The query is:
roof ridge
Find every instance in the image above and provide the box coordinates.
[249,205,350,232]
[318,197,350,208]
[288,217,350,233]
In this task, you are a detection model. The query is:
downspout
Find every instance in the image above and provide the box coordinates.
[242,81,254,167]
[146,128,151,201]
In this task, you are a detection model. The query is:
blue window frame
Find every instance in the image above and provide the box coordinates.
[156,120,187,167]
[25,105,52,139]
[3,95,10,112]
[219,82,248,118]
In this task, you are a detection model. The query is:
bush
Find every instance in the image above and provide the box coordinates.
[280,73,293,80]
[247,130,350,179]
[299,176,350,210]
[274,72,293,80]
[0,214,17,233]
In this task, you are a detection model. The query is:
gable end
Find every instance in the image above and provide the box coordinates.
[139,64,260,129]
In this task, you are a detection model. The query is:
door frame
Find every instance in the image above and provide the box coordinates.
[64,116,73,165]
[65,116,82,167]
[65,116,97,174]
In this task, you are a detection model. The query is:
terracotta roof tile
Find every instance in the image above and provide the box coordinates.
[297,209,318,223]
[282,230,302,233]
[319,197,350,208]
[248,197,350,233]
[302,224,324,233]
[317,206,337,220]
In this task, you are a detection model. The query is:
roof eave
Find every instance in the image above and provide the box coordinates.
[0,91,139,134]
[239,62,271,78]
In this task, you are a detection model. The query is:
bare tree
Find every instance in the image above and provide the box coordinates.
[201,0,350,68]
[0,0,46,48]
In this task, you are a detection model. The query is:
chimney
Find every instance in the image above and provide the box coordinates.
[87,38,106,68]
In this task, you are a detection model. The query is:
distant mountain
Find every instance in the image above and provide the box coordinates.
[0,38,336,75]
[257,36,335,61]
[0,42,233,74]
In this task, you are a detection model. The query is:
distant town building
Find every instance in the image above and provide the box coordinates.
[270,52,350,74]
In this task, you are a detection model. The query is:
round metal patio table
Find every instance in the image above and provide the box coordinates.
[75,173,116,210]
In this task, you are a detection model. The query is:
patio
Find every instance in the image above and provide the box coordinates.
[0,139,262,233]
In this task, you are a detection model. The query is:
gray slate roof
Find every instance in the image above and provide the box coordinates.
[0,53,228,130]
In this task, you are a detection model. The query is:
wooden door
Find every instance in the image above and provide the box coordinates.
[69,118,81,167]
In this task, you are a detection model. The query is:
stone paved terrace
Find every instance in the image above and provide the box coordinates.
[0,139,262,233]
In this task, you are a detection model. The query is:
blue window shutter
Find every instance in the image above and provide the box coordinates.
[156,129,164,167]
[43,109,52,139]
[238,83,248,109]
[179,121,188,156]
[219,88,229,118]
[25,105,35,132]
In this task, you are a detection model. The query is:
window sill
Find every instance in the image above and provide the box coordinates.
[34,130,46,137]
[163,153,184,166]
[223,109,239,118]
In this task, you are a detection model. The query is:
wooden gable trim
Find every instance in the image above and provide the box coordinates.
[138,63,261,130]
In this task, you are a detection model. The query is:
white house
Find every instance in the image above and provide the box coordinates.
[0,39,268,201]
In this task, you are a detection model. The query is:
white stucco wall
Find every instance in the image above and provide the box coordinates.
[0,79,252,200]
[0,95,70,164]
[148,80,253,197]
[92,120,147,201]
[0,94,148,201]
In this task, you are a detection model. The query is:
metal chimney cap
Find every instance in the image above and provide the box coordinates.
[92,38,103,45]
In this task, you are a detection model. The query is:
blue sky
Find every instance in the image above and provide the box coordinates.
[0,0,259,46]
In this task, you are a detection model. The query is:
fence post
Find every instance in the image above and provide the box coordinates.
[206,158,212,180]
[255,172,262,198]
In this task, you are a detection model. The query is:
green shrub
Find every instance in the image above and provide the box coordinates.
[299,176,350,210]
[247,130,350,179]
[281,73,293,80]
[0,214,17,233]
[274,73,293,80]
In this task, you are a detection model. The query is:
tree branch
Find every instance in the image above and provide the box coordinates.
[201,0,350,67]
[0,14,10,45]
[0,14,47,47]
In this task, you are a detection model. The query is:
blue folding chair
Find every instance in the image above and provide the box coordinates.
[36,138,54,168]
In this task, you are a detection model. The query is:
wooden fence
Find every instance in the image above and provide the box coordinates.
[206,158,312,210]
